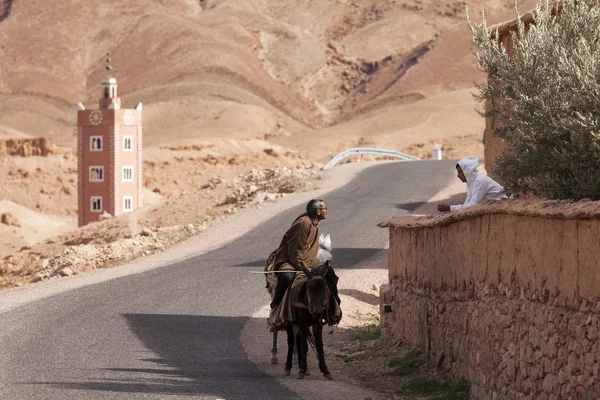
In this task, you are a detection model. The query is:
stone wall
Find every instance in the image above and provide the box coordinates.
[379,200,600,399]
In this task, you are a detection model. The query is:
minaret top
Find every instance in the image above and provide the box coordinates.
[99,52,121,109]
[102,76,117,85]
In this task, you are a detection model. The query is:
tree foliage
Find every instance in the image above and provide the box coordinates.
[468,0,600,200]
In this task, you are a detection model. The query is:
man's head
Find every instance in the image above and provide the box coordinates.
[456,164,467,183]
[456,156,480,185]
[306,199,327,221]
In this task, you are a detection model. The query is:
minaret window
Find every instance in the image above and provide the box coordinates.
[89,166,104,182]
[104,87,109,99]
[90,136,103,151]
[122,166,134,182]
[123,136,133,151]
[91,196,102,212]
[123,196,133,212]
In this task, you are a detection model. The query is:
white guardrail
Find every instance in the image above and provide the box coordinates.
[321,147,420,171]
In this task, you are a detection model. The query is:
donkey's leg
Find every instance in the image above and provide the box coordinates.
[314,322,332,379]
[271,331,278,365]
[296,327,308,379]
[299,325,310,376]
[284,325,294,375]
[292,325,298,365]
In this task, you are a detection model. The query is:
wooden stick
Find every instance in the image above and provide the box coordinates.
[248,270,302,274]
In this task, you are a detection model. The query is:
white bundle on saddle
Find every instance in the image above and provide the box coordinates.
[316,233,332,264]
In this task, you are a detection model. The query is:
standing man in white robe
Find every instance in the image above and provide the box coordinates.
[437,156,507,212]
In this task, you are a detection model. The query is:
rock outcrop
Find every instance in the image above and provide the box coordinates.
[0,138,57,157]
[1,213,21,227]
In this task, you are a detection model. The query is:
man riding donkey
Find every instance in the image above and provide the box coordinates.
[268,199,341,331]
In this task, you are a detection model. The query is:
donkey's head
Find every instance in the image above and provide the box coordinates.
[305,266,331,317]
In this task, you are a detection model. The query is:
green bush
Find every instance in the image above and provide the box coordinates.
[395,376,470,399]
[469,0,600,200]
[349,323,381,341]
[388,349,426,376]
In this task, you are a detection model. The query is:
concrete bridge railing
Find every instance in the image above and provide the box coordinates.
[321,148,420,170]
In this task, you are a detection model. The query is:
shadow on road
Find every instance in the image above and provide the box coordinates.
[33,314,300,399]
[338,289,380,306]
[231,247,387,270]
[392,201,427,212]
[396,192,467,215]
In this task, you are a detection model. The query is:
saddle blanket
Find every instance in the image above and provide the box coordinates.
[267,273,342,332]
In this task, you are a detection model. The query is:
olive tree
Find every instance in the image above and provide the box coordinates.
[468,0,600,200]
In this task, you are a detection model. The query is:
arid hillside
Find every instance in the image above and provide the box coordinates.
[0,0,539,283]
[0,0,537,148]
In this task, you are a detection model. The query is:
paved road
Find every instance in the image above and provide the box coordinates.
[0,160,457,399]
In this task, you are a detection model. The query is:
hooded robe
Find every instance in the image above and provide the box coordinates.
[451,156,507,211]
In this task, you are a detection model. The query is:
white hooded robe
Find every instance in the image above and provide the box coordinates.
[450,156,507,211]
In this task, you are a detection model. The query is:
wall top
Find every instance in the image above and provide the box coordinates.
[378,199,600,229]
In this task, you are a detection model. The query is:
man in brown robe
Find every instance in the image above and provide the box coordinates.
[270,198,333,310]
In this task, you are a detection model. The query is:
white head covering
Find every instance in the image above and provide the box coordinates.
[457,156,480,186]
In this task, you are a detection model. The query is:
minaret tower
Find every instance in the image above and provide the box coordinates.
[77,53,143,227]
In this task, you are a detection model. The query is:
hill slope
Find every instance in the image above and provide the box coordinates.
[0,0,539,255]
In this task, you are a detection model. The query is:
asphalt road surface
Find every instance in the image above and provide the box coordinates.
[0,160,458,400]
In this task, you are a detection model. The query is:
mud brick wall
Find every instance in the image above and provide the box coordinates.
[379,200,600,399]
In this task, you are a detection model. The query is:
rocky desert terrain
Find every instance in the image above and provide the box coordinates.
[0,0,539,289]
